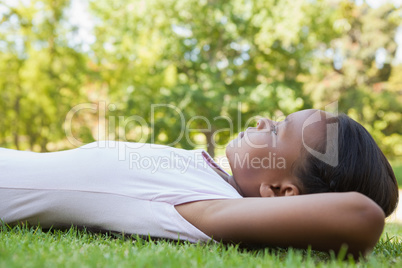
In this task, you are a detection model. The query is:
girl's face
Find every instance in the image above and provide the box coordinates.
[226,109,326,197]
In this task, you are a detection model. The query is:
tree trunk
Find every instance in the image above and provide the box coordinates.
[204,131,215,158]
[13,96,20,150]
[40,138,48,152]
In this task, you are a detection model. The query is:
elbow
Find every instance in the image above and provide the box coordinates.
[348,192,385,255]
[362,196,385,252]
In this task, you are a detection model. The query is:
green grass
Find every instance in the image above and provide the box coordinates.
[1,223,401,267]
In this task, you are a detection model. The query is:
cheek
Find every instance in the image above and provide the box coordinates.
[270,143,301,171]
[227,134,274,171]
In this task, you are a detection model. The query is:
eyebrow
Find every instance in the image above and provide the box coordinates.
[285,114,293,122]
[280,115,291,130]
[280,116,289,124]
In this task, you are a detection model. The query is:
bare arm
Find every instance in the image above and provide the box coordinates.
[176,192,385,256]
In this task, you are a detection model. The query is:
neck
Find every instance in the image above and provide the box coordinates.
[210,166,244,196]
[227,175,244,196]
[201,151,244,196]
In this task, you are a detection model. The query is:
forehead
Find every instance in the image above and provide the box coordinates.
[288,109,322,120]
[286,109,328,147]
[287,109,328,126]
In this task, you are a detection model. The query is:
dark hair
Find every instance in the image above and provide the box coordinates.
[294,113,399,217]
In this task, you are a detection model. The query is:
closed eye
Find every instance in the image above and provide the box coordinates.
[271,124,278,135]
[274,116,289,135]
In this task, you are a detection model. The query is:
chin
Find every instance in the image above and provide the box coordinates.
[226,136,241,151]
[225,143,231,159]
[225,139,238,157]
[225,145,234,168]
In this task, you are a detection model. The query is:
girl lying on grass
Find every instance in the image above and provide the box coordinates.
[0,109,398,257]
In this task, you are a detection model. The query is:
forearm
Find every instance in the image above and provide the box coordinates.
[198,192,385,255]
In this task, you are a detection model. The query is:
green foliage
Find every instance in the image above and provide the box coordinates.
[304,2,402,160]
[0,0,400,159]
[87,0,344,156]
[0,223,401,267]
[392,162,402,188]
[0,0,87,151]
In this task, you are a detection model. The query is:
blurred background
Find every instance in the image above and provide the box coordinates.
[0,0,401,180]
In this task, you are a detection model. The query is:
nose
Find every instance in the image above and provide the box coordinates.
[256,118,275,130]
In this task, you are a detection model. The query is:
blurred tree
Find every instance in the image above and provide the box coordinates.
[0,0,400,161]
[0,0,87,151]
[304,1,402,159]
[89,0,341,156]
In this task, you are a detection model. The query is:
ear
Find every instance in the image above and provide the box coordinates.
[280,182,300,196]
[259,182,300,197]
[259,183,276,197]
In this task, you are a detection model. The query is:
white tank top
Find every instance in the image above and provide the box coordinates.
[0,141,242,242]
